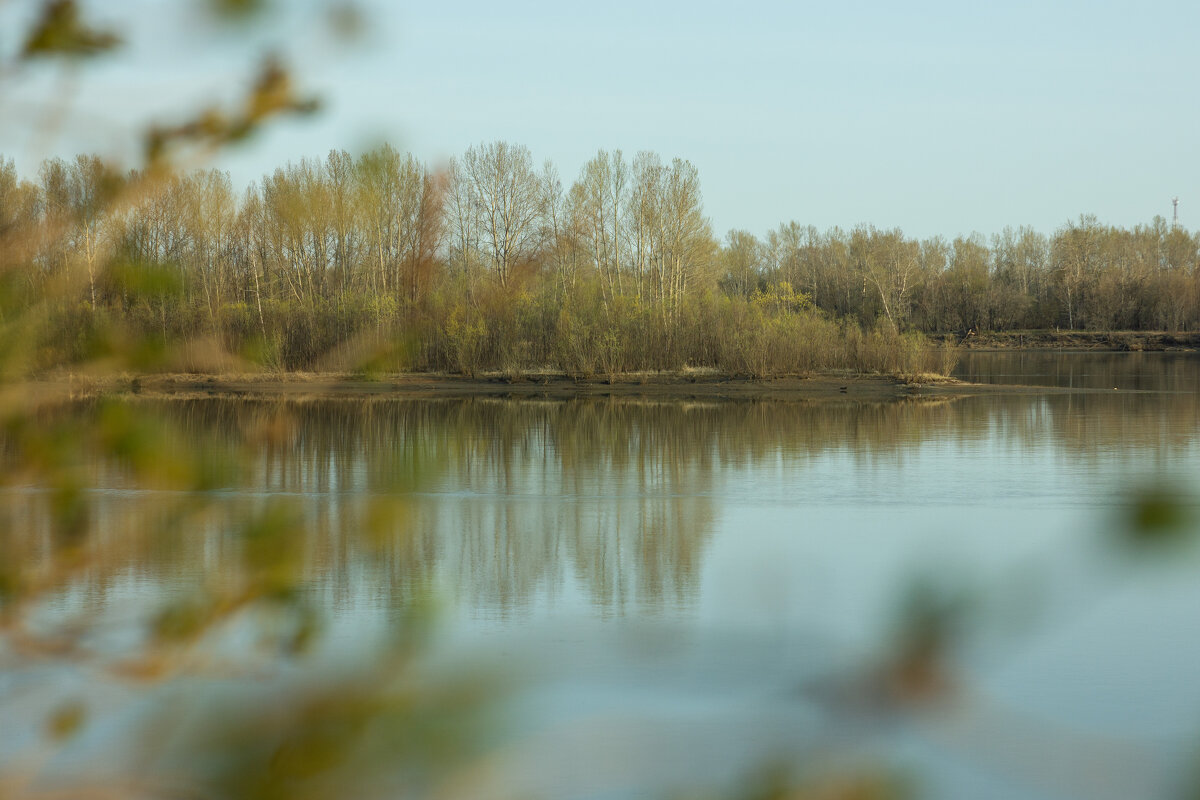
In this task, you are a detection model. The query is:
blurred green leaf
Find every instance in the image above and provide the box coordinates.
[45,700,87,741]
[153,594,217,642]
[328,2,366,41]
[711,761,913,800]
[0,270,32,319]
[99,399,156,461]
[107,261,185,303]
[885,576,973,703]
[281,604,321,656]
[144,57,319,167]
[21,0,121,59]
[1117,486,1197,552]
[205,0,270,22]
[240,500,306,598]
[50,480,89,547]
[0,561,18,610]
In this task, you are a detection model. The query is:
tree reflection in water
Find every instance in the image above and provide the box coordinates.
[3,389,1200,798]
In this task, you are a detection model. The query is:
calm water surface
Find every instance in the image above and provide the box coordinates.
[5,353,1200,799]
[955,349,1200,392]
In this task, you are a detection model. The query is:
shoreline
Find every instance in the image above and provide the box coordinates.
[23,369,1156,403]
[928,330,1200,351]
[13,331,1194,405]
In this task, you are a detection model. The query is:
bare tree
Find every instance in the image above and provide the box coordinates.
[852,225,923,330]
[395,152,443,303]
[460,141,540,286]
[537,160,576,295]
[185,169,236,323]
[719,229,763,298]
[40,154,122,309]
[1051,215,1102,330]
[571,149,628,301]
[660,157,713,322]
[444,155,479,287]
[629,151,664,303]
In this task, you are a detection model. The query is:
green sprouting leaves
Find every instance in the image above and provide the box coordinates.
[153,594,219,643]
[200,0,365,42]
[1129,487,1193,540]
[20,0,121,60]
[0,561,18,612]
[205,0,271,22]
[882,576,974,704]
[0,267,34,322]
[714,761,913,800]
[1114,484,1198,554]
[238,499,307,599]
[107,261,186,304]
[44,699,87,741]
[144,57,320,168]
[96,399,232,489]
[120,648,500,800]
[49,479,89,549]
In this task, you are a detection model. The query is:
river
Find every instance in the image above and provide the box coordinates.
[3,352,1200,799]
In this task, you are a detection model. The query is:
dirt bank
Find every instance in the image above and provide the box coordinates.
[25,370,1137,404]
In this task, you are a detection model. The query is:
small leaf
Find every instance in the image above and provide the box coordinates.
[1119,487,1195,551]
[107,261,185,303]
[21,0,121,60]
[328,2,365,41]
[45,700,87,741]
[205,0,270,21]
[153,596,213,642]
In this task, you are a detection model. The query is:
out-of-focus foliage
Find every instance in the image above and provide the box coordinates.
[144,57,321,168]
[19,0,120,59]
[1118,485,1197,552]
[206,0,271,21]
[1,4,505,800]
[3,2,1200,799]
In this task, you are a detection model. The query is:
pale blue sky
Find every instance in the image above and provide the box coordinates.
[1,0,1197,239]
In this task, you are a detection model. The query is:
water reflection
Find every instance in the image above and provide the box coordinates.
[956,350,1200,392]
[6,358,1200,800]
[5,387,1199,625]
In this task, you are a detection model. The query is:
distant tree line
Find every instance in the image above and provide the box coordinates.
[1,145,1196,375]
[737,216,1199,334]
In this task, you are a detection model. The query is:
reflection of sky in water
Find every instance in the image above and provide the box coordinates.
[6,355,1200,799]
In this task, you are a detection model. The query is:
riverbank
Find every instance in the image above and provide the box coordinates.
[20,369,1146,404]
[928,330,1200,351]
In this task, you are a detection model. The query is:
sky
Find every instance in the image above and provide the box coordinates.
[1,0,1197,240]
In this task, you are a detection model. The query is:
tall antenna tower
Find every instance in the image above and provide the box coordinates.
[1172,196,1179,226]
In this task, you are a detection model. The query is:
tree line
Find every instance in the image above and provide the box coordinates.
[1,144,1196,376]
